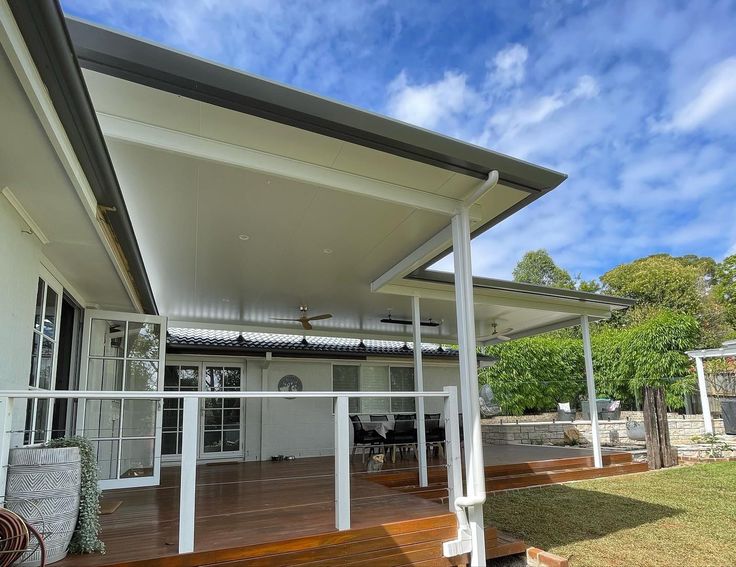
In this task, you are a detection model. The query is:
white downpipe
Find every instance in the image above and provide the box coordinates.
[581,314,603,468]
[451,205,487,567]
[412,296,429,487]
[694,356,714,434]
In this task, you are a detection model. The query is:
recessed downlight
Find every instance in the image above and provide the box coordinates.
[221,298,231,303]
[238,234,250,241]
[323,248,333,254]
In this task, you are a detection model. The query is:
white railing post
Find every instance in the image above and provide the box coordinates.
[179,397,198,554]
[581,314,603,468]
[334,395,351,530]
[443,387,463,511]
[0,397,14,504]
[412,296,428,487]
[694,356,714,434]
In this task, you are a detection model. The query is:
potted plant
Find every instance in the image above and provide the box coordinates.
[5,436,104,566]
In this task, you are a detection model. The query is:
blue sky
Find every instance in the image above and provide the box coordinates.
[62,0,736,281]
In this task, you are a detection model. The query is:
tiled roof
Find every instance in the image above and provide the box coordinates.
[166,327,482,359]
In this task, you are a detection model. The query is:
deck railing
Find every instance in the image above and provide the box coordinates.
[0,387,462,555]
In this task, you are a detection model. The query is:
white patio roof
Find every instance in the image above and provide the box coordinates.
[2,8,633,343]
[687,340,736,359]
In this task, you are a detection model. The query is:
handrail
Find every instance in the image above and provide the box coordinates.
[0,390,450,399]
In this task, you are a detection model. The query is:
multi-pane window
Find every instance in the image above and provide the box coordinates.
[202,366,242,454]
[162,365,199,455]
[25,277,61,444]
[333,365,415,413]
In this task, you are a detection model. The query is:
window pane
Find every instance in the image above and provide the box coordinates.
[122,399,157,437]
[333,365,359,391]
[180,367,199,390]
[361,366,389,391]
[349,398,360,413]
[164,366,179,389]
[87,359,124,391]
[83,399,121,438]
[43,287,58,339]
[223,430,240,452]
[33,399,49,442]
[204,368,223,392]
[391,397,416,413]
[125,361,159,391]
[360,396,389,414]
[93,440,119,480]
[203,431,222,453]
[223,368,241,390]
[162,432,178,455]
[126,322,160,359]
[119,439,154,478]
[390,367,415,391]
[33,279,44,333]
[28,333,40,387]
[24,400,34,445]
[89,319,125,357]
[38,338,54,390]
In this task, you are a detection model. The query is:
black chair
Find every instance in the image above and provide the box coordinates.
[424,413,446,459]
[369,414,388,423]
[349,414,383,463]
[387,413,417,462]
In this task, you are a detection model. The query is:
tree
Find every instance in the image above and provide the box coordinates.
[600,254,703,315]
[714,254,736,328]
[512,250,575,289]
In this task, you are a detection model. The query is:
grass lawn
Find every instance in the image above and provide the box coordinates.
[485,462,736,567]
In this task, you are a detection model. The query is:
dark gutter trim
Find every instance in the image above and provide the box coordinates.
[409,269,636,308]
[9,1,157,314]
[64,17,567,193]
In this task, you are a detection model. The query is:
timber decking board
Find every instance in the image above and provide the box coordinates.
[55,458,454,567]
[486,461,649,491]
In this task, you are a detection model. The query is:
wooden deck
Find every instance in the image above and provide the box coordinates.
[57,456,468,567]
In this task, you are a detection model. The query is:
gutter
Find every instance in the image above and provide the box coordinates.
[8,0,157,314]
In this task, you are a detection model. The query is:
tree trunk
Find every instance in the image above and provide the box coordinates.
[643,386,676,469]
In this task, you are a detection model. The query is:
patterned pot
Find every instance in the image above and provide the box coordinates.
[6,446,81,566]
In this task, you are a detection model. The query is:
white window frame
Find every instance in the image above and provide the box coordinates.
[24,267,64,445]
[331,362,416,414]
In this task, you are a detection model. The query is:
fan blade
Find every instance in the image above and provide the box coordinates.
[271,317,303,322]
[306,313,332,321]
[301,320,313,331]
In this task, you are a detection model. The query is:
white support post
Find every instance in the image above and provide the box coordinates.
[412,296,428,487]
[694,356,714,434]
[581,314,603,469]
[334,395,351,530]
[443,387,463,511]
[0,397,14,504]
[179,397,198,554]
[451,207,486,566]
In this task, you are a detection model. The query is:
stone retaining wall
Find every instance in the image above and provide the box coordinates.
[481,415,726,447]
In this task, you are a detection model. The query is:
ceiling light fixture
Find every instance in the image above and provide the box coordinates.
[323,248,333,254]
[238,234,250,241]
[380,313,440,327]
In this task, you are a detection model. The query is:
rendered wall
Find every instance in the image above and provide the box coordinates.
[0,197,43,442]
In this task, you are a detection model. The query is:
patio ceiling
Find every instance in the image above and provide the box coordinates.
[3,5,632,343]
[65,19,628,342]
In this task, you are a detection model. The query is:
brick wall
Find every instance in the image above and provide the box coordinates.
[481,415,726,446]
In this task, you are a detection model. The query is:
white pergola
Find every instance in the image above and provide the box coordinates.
[686,340,736,434]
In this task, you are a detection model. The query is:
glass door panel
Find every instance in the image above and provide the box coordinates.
[200,365,242,458]
[162,365,199,457]
[79,310,166,489]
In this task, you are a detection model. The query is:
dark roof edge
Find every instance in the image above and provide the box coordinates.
[411,269,636,308]
[64,17,567,193]
[9,0,157,314]
[166,343,494,361]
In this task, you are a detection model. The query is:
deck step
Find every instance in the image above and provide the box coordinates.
[487,461,649,491]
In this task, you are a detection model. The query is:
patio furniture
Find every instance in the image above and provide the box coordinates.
[424,413,445,458]
[600,400,621,420]
[369,414,389,423]
[350,415,384,463]
[557,402,575,421]
[387,413,417,462]
[582,398,617,420]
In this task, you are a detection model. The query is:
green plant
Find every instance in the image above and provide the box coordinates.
[690,433,733,458]
[46,436,105,554]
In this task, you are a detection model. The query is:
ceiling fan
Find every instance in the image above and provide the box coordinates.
[490,322,513,342]
[271,306,333,330]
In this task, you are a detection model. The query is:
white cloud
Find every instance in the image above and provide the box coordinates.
[386,70,479,131]
[491,44,528,86]
[657,57,736,132]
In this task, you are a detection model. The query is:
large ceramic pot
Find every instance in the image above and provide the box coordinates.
[626,420,646,441]
[5,446,81,566]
